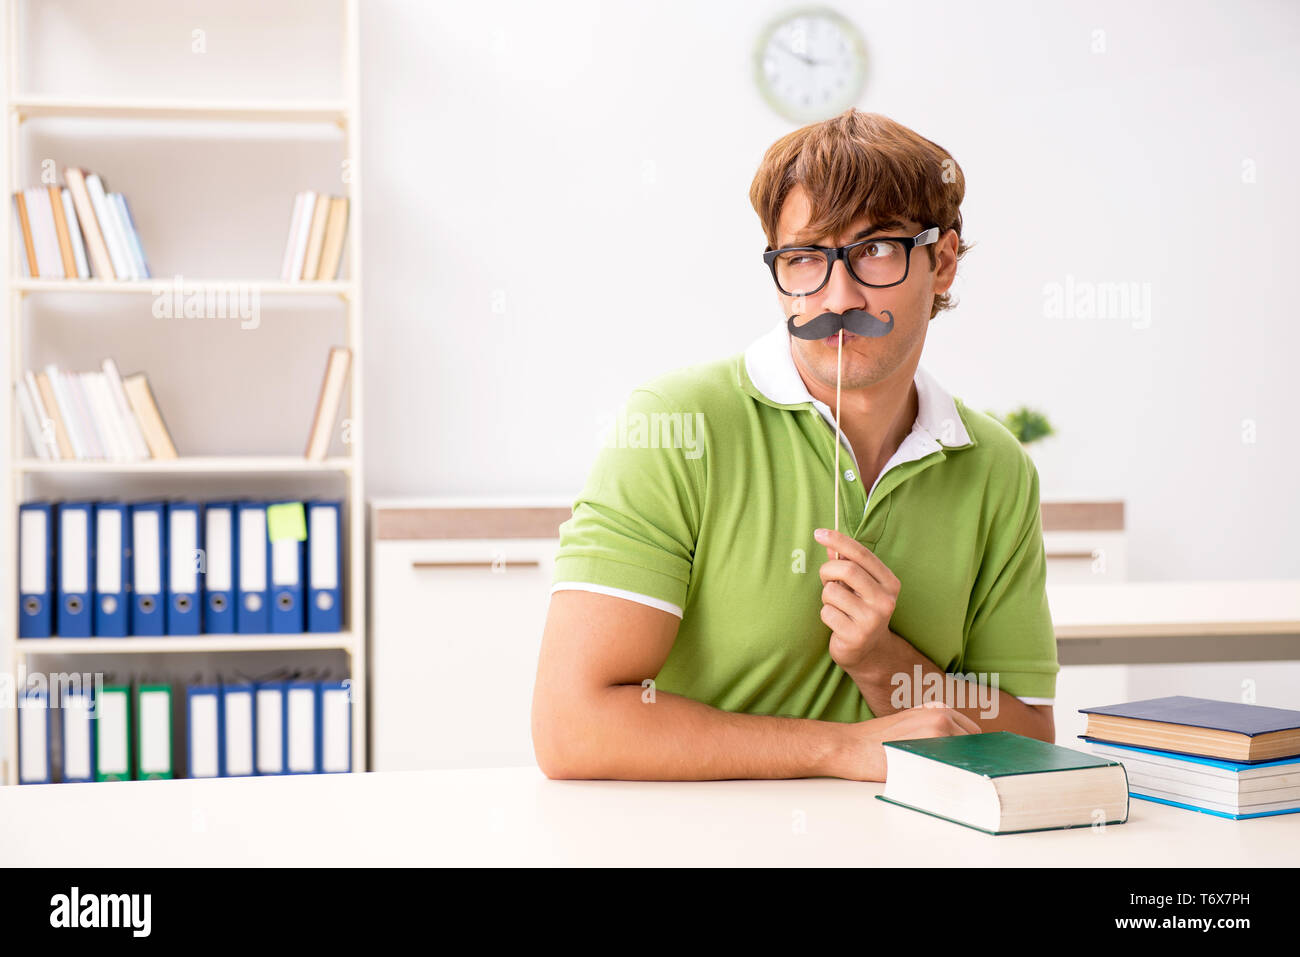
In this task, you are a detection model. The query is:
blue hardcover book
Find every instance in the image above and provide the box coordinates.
[1081,737,1300,772]
[235,502,269,634]
[203,502,238,633]
[93,503,130,637]
[1081,736,1300,819]
[186,685,223,778]
[56,501,95,637]
[18,502,54,638]
[306,500,343,632]
[166,502,202,634]
[130,502,167,636]
[1080,696,1300,764]
[1128,793,1300,820]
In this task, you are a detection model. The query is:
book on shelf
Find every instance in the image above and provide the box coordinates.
[21,349,357,464]
[304,346,353,461]
[281,191,349,281]
[48,184,77,276]
[63,167,115,278]
[16,361,174,461]
[13,189,38,275]
[11,165,150,281]
[876,731,1130,834]
[300,192,330,279]
[121,372,179,459]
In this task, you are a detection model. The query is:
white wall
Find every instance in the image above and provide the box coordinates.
[4,0,1297,579]
[359,0,1300,580]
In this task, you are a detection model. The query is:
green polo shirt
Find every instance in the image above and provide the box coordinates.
[551,320,1059,723]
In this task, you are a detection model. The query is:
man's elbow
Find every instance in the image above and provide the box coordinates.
[533,733,583,780]
[535,749,580,780]
[531,694,593,780]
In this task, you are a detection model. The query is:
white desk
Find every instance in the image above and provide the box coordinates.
[1050,581,1300,639]
[2,766,1295,866]
[1049,580,1300,665]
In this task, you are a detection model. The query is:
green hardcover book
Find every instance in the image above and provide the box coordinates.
[94,685,132,782]
[135,684,174,780]
[876,731,1131,835]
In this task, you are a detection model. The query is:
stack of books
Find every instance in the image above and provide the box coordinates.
[11,167,150,280]
[17,346,351,463]
[280,191,349,281]
[1081,695,1300,819]
[16,361,175,462]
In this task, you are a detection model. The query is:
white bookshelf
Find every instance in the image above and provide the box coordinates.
[10,279,356,296]
[0,0,366,784]
[17,634,359,655]
[9,96,350,124]
[13,457,356,475]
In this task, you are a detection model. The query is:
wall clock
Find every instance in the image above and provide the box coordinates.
[754,7,869,123]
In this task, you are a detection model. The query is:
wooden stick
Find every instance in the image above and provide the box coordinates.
[832,332,843,560]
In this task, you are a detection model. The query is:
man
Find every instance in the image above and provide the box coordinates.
[532,110,1058,781]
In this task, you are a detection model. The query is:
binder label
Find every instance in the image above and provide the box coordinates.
[20,508,47,594]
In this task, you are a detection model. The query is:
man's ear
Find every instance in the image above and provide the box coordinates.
[932,228,960,294]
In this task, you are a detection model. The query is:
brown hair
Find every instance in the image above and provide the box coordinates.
[749,109,971,319]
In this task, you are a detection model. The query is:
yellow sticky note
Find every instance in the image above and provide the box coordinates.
[267,502,307,542]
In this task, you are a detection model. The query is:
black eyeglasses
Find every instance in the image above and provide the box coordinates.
[762,226,941,296]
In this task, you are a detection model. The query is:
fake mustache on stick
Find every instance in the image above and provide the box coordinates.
[787,308,895,340]
[789,307,896,559]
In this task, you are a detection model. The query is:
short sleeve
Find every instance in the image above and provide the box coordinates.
[958,458,1060,701]
[551,387,704,616]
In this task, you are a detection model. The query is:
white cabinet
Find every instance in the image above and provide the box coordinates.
[1041,500,1127,584]
[1042,530,1128,583]
[369,502,568,771]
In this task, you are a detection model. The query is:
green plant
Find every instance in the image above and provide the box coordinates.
[985,406,1055,445]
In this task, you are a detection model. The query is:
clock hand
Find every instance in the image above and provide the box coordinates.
[781,43,824,67]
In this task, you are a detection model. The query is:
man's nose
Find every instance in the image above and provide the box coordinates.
[822,257,868,311]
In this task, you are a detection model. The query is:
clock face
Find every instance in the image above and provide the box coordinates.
[754,8,868,123]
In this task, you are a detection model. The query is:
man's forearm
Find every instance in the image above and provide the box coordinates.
[539,684,853,780]
[844,630,1052,740]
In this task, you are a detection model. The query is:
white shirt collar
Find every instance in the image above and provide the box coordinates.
[741,319,974,450]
